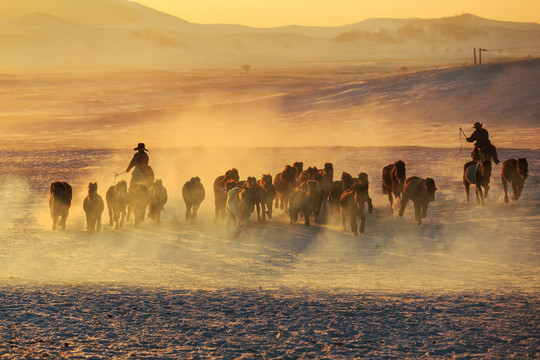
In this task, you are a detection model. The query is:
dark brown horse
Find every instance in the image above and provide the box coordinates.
[213,168,239,220]
[399,177,437,225]
[49,181,72,230]
[106,180,128,229]
[382,160,406,208]
[328,171,354,213]
[501,158,528,203]
[257,174,276,222]
[339,183,369,235]
[463,160,492,206]
[182,177,205,221]
[148,179,168,225]
[274,165,297,210]
[83,182,104,234]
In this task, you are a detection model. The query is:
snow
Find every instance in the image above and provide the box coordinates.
[0,60,539,358]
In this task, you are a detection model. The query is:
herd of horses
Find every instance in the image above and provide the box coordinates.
[48,156,529,237]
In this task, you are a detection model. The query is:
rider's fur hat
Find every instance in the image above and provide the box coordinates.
[473,122,483,129]
[134,143,149,151]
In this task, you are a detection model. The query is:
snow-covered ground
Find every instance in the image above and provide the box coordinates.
[0,60,539,358]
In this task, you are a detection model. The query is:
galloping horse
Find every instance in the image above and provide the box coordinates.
[83,182,104,234]
[49,181,72,230]
[501,158,528,203]
[463,160,492,206]
[340,183,369,235]
[182,177,205,221]
[399,177,437,225]
[213,168,239,220]
[106,180,128,229]
[226,187,256,237]
[257,174,276,222]
[273,165,297,211]
[382,160,406,208]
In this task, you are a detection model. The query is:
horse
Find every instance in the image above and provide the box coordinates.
[463,160,492,206]
[399,177,437,226]
[501,158,528,203]
[226,187,256,237]
[182,177,205,221]
[106,180,128,229]
[317,162,334,206]
[382,160,406,208]
[148,179,168,225]
[257,174,276,222]
[274,165,297,211]
[49,181,72,230]
[289,180,320,226]
[83,182,104,234]
[339,183,369,235]
[127,184,150,228]
[130,164,154,189]
[328,171,354,213]
[213,168,239,220]
[357,172,373,214]
[293,162,304,182]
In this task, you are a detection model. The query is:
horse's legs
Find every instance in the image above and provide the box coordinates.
[476,184,484,206]
[367,197,373,214]
[398,196,409,217]
[341,210,346,231]
[186,204,192,221]
[192,204,200,221]
[387,192,393,208]
[351,215,358,235]
[484,183,490,198]
[59,212,67,230]
[414,201,422,225]
[502,177,509,203]
[512,181,519,200]
[464,182,470,203]
[119,209,126,228]
[359,213,366,234]
[52,213,58,230]
[108,208,114,226]
[96,217,101,232]
[516,181,524,200]
[421,203,428,219]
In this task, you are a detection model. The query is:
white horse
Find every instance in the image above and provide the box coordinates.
[225,187,255,237]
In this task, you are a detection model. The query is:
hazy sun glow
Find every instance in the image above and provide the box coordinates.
[134,0,540,27]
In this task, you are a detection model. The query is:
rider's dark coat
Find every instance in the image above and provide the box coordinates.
[126,151,149,172]
[466,128,491,148]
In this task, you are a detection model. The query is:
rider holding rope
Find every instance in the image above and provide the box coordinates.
[464,122,500,164]
[126,143,149,173]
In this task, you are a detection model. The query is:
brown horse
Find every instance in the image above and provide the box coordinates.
[226,187,256,237]
[148,179,168,225]
[257,174,276,222]
[127,184,150,228]
[213,168,240,220]
[399,177,437,225]
[382,160,406,208]
[289,180,321,226]
[339,183,369,235]
[106,180,128,229]
[274,165,297,210]
[328,171,354,213]
[463,160,492,206]
[501,158,528,203]
[182,177,205,221]
[357,172,373,214]
[49,181,72,230]
[83,182,104,234]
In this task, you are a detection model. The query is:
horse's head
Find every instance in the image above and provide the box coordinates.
[261,174,272,185]
[116,180,127,192]
[323,163,334,178]
[357,173,369,187]
[293,162,303,177]
[424,178,437,201]
[88,182,98,194]
[154,179,163,189]
[225,168,240,182]
[190,176,201,184]
[283,165,297,184]
[240,188,256,213]
[518,158,528,180]
[341,171,353,188]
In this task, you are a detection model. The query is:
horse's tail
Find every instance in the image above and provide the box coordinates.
[382,181,388,194]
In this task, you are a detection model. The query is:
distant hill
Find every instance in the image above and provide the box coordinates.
[0,0,539,69]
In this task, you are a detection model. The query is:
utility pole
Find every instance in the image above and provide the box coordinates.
[473,48,477,65]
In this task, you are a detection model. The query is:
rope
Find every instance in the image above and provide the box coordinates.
[456,127,465,162]
[114,171,127,185]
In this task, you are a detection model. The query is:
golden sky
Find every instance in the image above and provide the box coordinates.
[135,0,540,27]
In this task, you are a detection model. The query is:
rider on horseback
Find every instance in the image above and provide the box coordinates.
[126,143,154,187]
[465,122,500,164]
[126,143,149,172]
